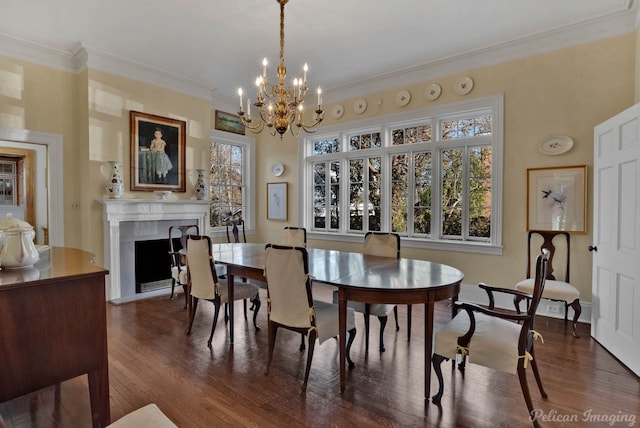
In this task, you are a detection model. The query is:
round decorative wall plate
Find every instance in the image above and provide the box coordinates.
[454,76,474,95]
[538,135,574,155]
[395,90,411,107]
[332,104,344,119]
[354,98,367,114]
[272,162,285,177]
[424,83,442,101]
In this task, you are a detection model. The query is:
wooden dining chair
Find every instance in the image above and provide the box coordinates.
[432,249,550,427]
[264,244,357,391]
[514,231,581,337]
[333,232,405,352]
[185,235,261,347]
[168,224,198,308]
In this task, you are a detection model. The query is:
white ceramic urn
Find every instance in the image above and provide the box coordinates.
[0,213,39,269]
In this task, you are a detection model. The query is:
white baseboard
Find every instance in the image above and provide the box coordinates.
[459,283,591,324]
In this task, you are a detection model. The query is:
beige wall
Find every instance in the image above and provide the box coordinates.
[0,33,636,303]
[253,34,636,301]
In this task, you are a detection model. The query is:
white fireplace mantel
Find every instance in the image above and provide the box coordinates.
[98,199,210,301]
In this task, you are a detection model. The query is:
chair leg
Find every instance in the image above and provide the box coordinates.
[529,347,548,398]
[302,329,317,391]
[393,306,399,331]
[517,358,539,428]
[181,282,189,310]
[363,312,371,353]
[207,302,221,347]
[569,299,581,337]
[406,304,412,341]
[346,327,357,368]
[224,303,229,324]
[170,278,176,300]
[299,334,306,351]
[431,353,447,404]
[265,322,279,375]
[251,294,261,330]
[377,315,388,352]
[186,297,199,335]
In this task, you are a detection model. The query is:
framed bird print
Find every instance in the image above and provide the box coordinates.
[526,165,587,233]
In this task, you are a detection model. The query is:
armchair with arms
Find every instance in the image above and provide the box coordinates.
[432,249,550,427]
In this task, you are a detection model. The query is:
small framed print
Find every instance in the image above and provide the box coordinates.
[267,182,287,221]
[527,165,587,233]
[214,110,245,135]
[130,111,186,192]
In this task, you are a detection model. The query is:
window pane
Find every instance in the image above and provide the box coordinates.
[349,159,363,231]
[441,149,463,237]
[349,132,381,151]
[210,142,245,227]
[392,153,408,233]
[314,137,340,154]
[368,157,381,231]
[441,115,492,140]
[391,124,431,145]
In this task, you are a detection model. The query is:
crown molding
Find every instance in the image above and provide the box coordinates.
[323,7,638,104]
[1,4,637,106]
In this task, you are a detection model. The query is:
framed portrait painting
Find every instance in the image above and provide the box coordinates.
[267,182,287,221]
[130,111,186,192]
[526,165,587,233]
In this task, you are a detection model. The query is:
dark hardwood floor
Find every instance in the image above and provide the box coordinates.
[1,284,638,427]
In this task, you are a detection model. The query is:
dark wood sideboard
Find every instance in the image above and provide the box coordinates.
[0,247,110,427]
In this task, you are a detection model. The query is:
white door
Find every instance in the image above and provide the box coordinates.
[592,103,640,376]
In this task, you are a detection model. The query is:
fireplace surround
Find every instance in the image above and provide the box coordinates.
[99,199,210,301]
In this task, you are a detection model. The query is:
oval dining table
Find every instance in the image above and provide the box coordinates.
[210,242,464,402]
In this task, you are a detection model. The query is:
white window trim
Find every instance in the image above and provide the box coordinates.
[298,94,504,255]
[210,129,256,239]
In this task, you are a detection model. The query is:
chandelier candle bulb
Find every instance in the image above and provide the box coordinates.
[262,58,268,77]
[247,99,251,118]
[238,88,243,111]
[303,63,308,82]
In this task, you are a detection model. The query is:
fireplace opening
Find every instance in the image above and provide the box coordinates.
[134,238,172,293]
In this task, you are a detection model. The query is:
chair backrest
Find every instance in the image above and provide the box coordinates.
[526,249,551,323]
[226,219,246,243]
[169,224,199,266]
[186,235,218,301]
[363,232,400,259]
[282,227,307,247]
[264,244,314,329]
[526,231,569,282]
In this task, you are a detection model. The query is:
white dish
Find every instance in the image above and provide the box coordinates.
[424,83,442,101]
[454,76,474,95]
[354,98,367,114]
[395,90,411,107]
[538,134,574,155]
[332,104,344,119]
[272,162,285,177]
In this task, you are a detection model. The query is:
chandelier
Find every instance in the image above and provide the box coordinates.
[237,0,324,139]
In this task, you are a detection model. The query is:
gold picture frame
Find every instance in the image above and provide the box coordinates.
[214,110,245,135]
[267,182,288,221]
[130,111,186,192]
[526,165,587,233]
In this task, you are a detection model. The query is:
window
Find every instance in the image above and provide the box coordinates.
[209,130,255,232]
[301,95,503,254]
[0,160,17,205]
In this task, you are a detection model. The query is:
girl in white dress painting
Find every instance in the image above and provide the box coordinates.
[149,128,173,183]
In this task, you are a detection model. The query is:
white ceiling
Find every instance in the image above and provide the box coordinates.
[0,0,637,102]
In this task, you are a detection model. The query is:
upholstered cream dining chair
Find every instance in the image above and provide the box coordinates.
[185,235,261,347]
[264,244,357,391]
[281,226,307,247]
[432,249,550,427]
[514,231,581,337]
[333,232,405,352]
